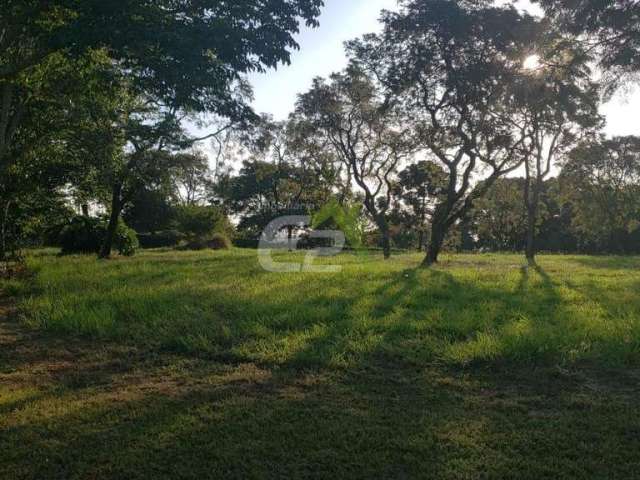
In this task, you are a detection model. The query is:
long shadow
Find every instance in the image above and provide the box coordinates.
[568,255,640,271]
[11,250,640,373]
[6,256,640,477]
[3,331,640,479]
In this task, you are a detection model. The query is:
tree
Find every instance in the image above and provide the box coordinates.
[170,151,214,207]
[0,49,124,259]
[293,65,413,259]
[535,178,578,253]
[1,0,324,174]
[2,1,325,258]
[471,178,528,252]
[534,0,640,89]
[561,136,640,253]
[123,187,176,235]
[470,177,580,253]
[349,0,539,266]
[392,161,447,251]
[221,156,326,245]
[176,205,231,244]
[510,36,601,265]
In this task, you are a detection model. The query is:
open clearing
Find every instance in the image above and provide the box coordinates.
[2,250,640,479]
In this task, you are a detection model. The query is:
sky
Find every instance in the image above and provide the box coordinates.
[246,0,639,136]
[247,0,398,120]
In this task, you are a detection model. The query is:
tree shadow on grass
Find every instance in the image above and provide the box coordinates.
[272,263,569,370]
[567,255,640,271]
[5,257,640,478]
[3,333,640,480]
[281,258,640,370]
[15,249,640,372]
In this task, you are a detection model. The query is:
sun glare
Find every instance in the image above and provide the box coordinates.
[523,54,542,71]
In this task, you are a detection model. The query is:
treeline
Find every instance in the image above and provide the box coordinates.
[2,0,639,267]
[204,134,640,256]
[0,0,323,260]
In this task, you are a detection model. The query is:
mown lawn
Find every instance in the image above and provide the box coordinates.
[2,249,640,479]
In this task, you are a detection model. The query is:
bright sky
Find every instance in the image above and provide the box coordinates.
[247,0,639,137]
[248,0,398,120]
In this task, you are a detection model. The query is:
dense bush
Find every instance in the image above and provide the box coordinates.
[173,205,234,252]
[59,216,104,254]
[176,205,232,241]
[207,233,231,250]
[115,222,139,256]
[233,238,260,249]
[182,233,231,251]
[138,230,184,249]
[58,216,139,256]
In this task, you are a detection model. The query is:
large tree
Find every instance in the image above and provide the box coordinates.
[471,178,529,252]
[1,0,324,170]
[2,1,325,258]
[534,0,640,88]
[293,65,413,259]
[562,136,640,253]
[0,49,124,259]
[349,0,539,266]
[392,161,447,251]
[511,37,601,265]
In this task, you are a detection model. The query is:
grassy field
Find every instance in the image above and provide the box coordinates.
[2,249,640,479]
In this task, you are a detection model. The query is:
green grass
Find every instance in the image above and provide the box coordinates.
[2,249,640,478]
[13,249,640,367]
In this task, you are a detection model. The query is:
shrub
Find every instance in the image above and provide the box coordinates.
[58,216,139,256]
[138,230,184,249]
[181,233,231,251]
[176,205,233,242]
[59,216,104,254]
[207,233,231,250]
[233,237,260,249]
[115,222,139,256]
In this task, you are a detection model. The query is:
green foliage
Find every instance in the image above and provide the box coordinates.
[293,65,410,258]
[562,136,640,253]
[170,151,214,206]
[390,161,448,250]
[347,0,542,263]
[138,231,185,249]
[115,222,139,257]
[58,216,138,256]
[208,233,232,251]
[535,0,640,85]
[1,0,325,260]
[176,205,233,242]
[220,148,332,238]
[2,0,325,118]
[312,199,365,249]
[471,178,528,251]
[58,216,105,255]
[0,49,127,260]
[123,188,176,234]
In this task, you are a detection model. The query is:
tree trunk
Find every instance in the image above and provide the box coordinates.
[0,199,9,261]
[287,225,294,252]
[99,183,123,259]
[524,175,540,266]
[525,204,536,266]
[417,229,425,252]
[382,226,391,260]
[372,215,392,260]
[422,221,446,267]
